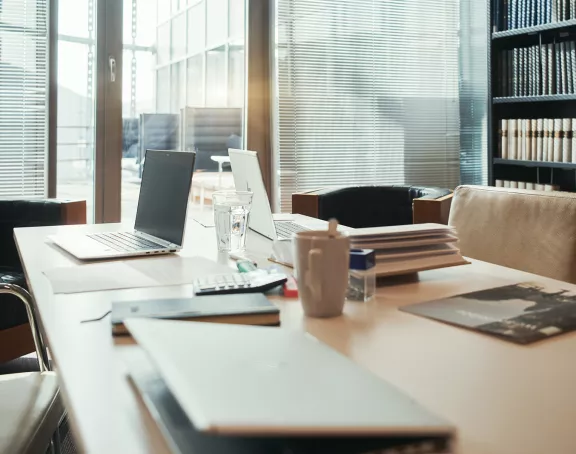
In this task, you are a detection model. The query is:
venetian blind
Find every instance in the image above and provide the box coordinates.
[0,0,48,198]
[275,0,461,211]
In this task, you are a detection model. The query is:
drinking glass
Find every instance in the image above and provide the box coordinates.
[212,190,253,253]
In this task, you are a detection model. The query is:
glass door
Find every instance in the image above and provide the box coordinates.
[56,0,97,222]
[120,0,247,225]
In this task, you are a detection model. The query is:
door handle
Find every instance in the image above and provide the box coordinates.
[108,56,116,82]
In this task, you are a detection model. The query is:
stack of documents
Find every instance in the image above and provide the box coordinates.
[350,223,468,277]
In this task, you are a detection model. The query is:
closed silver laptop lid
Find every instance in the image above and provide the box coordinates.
[125,318,453,436]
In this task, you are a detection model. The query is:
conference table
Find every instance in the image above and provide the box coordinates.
[14,216,576,454]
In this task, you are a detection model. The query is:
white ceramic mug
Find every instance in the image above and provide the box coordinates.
[293,230,350,318]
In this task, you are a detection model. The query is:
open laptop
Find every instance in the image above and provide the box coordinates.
[123,318,453,452]
[228,149,318,240]
[50,150,196,260]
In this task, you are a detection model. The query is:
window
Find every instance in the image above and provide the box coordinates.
[275,0,461,211]
[0,0,48,198]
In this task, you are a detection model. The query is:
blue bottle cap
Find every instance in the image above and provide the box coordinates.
[349,249,376,270]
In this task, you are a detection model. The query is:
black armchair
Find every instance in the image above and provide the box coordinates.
[292,185,453,229]
[0,199,86,365]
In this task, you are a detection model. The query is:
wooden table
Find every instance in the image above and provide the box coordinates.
[15,219,576,454]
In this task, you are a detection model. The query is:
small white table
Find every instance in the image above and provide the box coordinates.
[210,155,231,175]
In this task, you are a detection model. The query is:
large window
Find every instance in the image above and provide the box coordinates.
[0,0,48,198]
[275,0,461,211]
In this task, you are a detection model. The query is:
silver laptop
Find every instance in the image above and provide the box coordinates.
[124,318,454,439]
[50,150,196,260]
[228,148,315,240]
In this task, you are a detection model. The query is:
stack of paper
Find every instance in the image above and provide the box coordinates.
[350,223,468,277]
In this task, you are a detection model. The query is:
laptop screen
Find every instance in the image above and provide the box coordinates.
[134,150,196,246]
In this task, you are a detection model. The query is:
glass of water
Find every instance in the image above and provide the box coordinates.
[212,190,253,253]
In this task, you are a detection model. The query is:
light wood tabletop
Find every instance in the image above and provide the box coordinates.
[14,218,576,454]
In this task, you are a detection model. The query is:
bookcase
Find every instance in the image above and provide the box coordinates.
[490,1,576,192]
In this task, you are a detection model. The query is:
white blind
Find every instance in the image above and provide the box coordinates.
[275,0,460,212]
[0,0,48,198]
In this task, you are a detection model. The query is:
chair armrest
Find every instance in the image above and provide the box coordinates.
[291,188,341,218]
[0,199,87,268]
[413,193,453,225]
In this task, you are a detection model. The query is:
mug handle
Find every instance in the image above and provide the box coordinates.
[306,248,323,305]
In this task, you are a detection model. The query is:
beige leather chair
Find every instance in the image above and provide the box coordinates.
[0,284,63,454]
[449,185,576,284]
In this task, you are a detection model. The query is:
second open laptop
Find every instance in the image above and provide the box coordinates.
[49,150,196,260]
[228,149,318,240]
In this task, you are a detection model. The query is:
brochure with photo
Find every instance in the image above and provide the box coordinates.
[401,282,576,344]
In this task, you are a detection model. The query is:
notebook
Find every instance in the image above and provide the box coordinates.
[111,293,280,335]
[401,281,576,344]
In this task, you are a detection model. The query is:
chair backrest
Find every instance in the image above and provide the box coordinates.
[449,185,576,284]
[0,199,86,269]
[292,185,451,228]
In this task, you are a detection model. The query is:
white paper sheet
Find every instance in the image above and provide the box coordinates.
[43,256,232,294]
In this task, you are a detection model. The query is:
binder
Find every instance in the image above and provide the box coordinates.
[561,42,569,94]
[501,119,509,158]
[527,48,534,96]
[563,118,573,162]
[567,41,574,94]
[556,43,563,94]
[543,118,549,160]
[554,118,563,162]
[541,43,548,95]
[509,119,518,159]
[548,43,555,95]
[531,119,538,160]
[513,48,519,96]
[570,41,576,93]
[536,118,544,160]
[552,0,559,21]
[572,118,576,163]
[520,119,527,159]
[547,118,555,160]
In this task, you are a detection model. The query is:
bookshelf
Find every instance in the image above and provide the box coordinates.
[489,1,576,192]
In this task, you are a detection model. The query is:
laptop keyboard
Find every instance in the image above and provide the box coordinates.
[88,232,166,252]
[274,221,310,239]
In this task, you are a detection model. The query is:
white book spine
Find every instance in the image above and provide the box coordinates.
[503,180,511,188]
[531,119,538,160]
[495,179,504,187]
[542,43,548,95]
[536,118,544,161]
[543,118,549,160]
[572,118,576,163]
[554,118,563,162]
[501,119,508,158]
[508,119,518,160]
[518,181,527,189]
[536,183,546,191]
[544,184,554,191]
[526,182,535,190]
[520,119,527,160]
[510,181,519,188]
[547,119,555,161]
[563,118,572,162]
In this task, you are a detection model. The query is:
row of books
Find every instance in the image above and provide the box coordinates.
[498,41,576,97]
[494,0,576,32]
[495,180,559,190]
[499,118,576,162]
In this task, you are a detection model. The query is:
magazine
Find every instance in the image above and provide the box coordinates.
[401,282,576,344]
